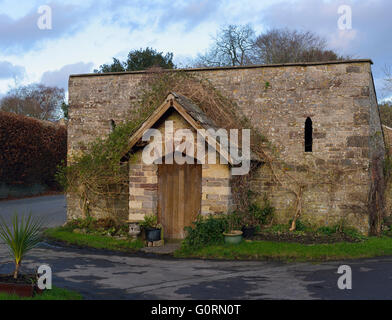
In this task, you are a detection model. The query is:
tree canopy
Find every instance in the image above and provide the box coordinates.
[95,47,175,73]
[196,25,347,67]
[0,84,65,121]
[380,102,392,128]
[196,24,256,67]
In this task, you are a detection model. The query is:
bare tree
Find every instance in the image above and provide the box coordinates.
[0,84,65,121]
[196,24,257,67]
[384,65,392,95]
[254,29,345,64]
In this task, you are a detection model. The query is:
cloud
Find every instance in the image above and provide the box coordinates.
[261,0,392,96]
[157,0,223,31]
[40,61,94,90]
[0,2,98,54]
[0,61,25,80]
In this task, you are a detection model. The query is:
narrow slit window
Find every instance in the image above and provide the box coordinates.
[305,117,313,152]
[109,119,116,132]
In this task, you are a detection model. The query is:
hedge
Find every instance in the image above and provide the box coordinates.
[0,111,67,188]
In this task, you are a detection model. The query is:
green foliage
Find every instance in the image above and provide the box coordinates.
[225,212,242,232]
[264,81,270,89]
[383,153,392,182]
[182,215,229,249]
[55,87,159,216]
[61,102,69,120]
[44,227,144,252]
[289,219,308,232]
[316,225,337,236]
[63,217,129,237]
[174,236,392,262]
[316,224,364,240]
[379,102,392,127]
[139,214,161,229]
[0,213,44,279]
[248,199,275,226]
[264,224,290,233]
[95,47,175,73]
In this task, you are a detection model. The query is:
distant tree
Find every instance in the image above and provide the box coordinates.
[195,26,346,68]
[96,58,126,73]
[95,48,175,73]
[380,102,392,128]
[254,29,346,64]
[61,102,69,120]
[0,84,65,121]
[384,65,392,95]
[196,24,257,67]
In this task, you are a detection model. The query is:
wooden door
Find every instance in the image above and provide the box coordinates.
[158,162,202,239]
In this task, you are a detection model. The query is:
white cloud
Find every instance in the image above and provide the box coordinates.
[41,61,94,90]
[0,61,25,79]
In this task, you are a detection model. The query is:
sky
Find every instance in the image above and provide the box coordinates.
[0,0,391,101]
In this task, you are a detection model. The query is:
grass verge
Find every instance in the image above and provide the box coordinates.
[44,227,144,252]
[174,236,392,262]
[0,286,82,300]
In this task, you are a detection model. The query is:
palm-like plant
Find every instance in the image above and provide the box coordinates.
[0,213,44,279]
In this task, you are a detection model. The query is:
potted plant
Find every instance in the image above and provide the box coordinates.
[223,213,243,244]
[0,213,45,297]
[241,224,256,239]
[140,214,162,242]
[241,204,258,239]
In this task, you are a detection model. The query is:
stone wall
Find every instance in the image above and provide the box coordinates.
[129,161,158,221]
[127,109,233,221]
[68,60,385,233]
[201,164,233,215]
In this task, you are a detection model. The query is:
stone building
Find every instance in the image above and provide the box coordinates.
[68,59,387,236]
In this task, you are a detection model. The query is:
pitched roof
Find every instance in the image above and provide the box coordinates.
[126,92,260,165]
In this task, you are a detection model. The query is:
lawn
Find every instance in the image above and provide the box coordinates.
[174,236,392,262]
[0,286,82,300]
[44,227,145,252]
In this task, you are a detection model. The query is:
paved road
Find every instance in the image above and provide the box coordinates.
[1,242,392,300]
[0,195,392,300]
[0,195,66,228]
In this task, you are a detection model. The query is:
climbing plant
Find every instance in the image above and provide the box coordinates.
[58,69,387,234]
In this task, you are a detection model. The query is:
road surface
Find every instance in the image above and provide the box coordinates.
[0,195,391,300]
[0,195,66,227]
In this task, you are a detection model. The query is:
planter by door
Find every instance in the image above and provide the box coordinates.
[158,162,201,239]
[145,228,161,242]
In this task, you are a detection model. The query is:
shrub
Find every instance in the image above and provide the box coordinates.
[316,226,337,236]
[288,219,308,232]
[65,217,128,237]
[139,214,161,229]
[0,111,66,188]
[183,215,228,249]
[248,199,275,226]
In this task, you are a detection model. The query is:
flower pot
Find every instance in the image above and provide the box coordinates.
[241,226,256,239]
[0,274,43,297]
[145,228,161,242]
[223,230,243,244]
